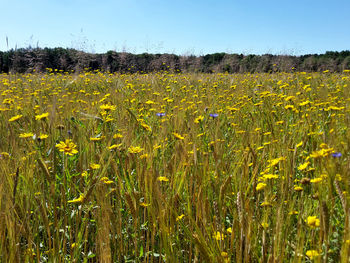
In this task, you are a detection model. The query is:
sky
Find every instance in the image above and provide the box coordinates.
[0,0,349,55]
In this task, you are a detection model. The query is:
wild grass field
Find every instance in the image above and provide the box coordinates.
[0,70,350,262]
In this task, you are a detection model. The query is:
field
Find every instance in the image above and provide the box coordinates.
[1,70,350,262]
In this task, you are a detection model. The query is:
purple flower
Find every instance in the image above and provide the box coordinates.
[332,152,342,158]
[156,112,166,117]
[209,113,218,118]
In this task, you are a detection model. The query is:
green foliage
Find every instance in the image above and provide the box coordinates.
[1,48,350,73]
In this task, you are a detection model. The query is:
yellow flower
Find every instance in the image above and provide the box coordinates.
[285,105,295,110]
[0,152,10,159]
[140,122,152,132]
[267,157,286,167]
[294,185,303,192]
[296,141,303,148]
[298,162,310,171]
[38,134,49,140]
[309,148,334,158]
[173,132,185,140]
[90,137,102,141]
[310,177,322,183]
[261,222,269,229]
[68,193,85,204]
[100,104,116,111]
[256,183,267,191]
[113,133,123,139]
[153,144,162,151]
[260,201,272,207]
[108,143,122,150]
[157,176,169,182]
[103,180,114,184]
[213,231,225,241]
[306,216,320,228]
[263,174,278,180]
[35,112,49,120]
[19,132,34,138]
[306,250,320,259]
[299,100,311,106]
[288,210,299,215]
[194,115,204,123]
[9,114,23,122]
[56,139,78,156]
[140,202,150,207]
[90,163,100,170]
[176,214,185,221]
[140,153,148,159]
[128,146,143,154]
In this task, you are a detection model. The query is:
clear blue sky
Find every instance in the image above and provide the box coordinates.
[1,0,349,55]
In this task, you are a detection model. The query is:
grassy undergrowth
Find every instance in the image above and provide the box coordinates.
[0,70,350,262]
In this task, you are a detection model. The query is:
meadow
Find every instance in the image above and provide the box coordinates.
[0,69,349,262]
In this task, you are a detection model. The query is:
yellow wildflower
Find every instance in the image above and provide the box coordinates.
[108,143,122,150]
[306,250,320,260]
[261,201,271,207]
[310,177,322,183]
[256,183,267,191]
[9,114,23,122]
[157,176,169,182]
[263,174,278,180]
[294,185,303,192]
[90,137,102,141]
[298,162,310,171]
[140,122,152,132]
[38,134,49,140]
[35,112,49,120]
[113,133,123,139]
[100,104,116,111]
[306,216,320,228]
[68,193,85,204]
[128,146,143,154]
[176,214,185,221]
[173,132,185,140]
[90,163,100,170]
[56,139,78,156]
[213,231,225,241]
[194,115,204,123]
[140,202,150,207]
[261,222,269,229]
[19,132,34,138]
[288,210,299,215]
[267,157,286,167]
[140,153,148,159]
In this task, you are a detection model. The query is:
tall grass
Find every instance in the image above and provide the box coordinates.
[0,70,349,262]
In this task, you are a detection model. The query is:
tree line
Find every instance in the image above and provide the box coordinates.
[0,47,349,73]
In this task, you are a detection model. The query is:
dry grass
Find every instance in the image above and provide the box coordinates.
[0,70,349,262]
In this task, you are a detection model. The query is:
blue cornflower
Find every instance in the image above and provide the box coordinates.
[332,152,342,158]
[209,113,218,118]
[156,112,166,117]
